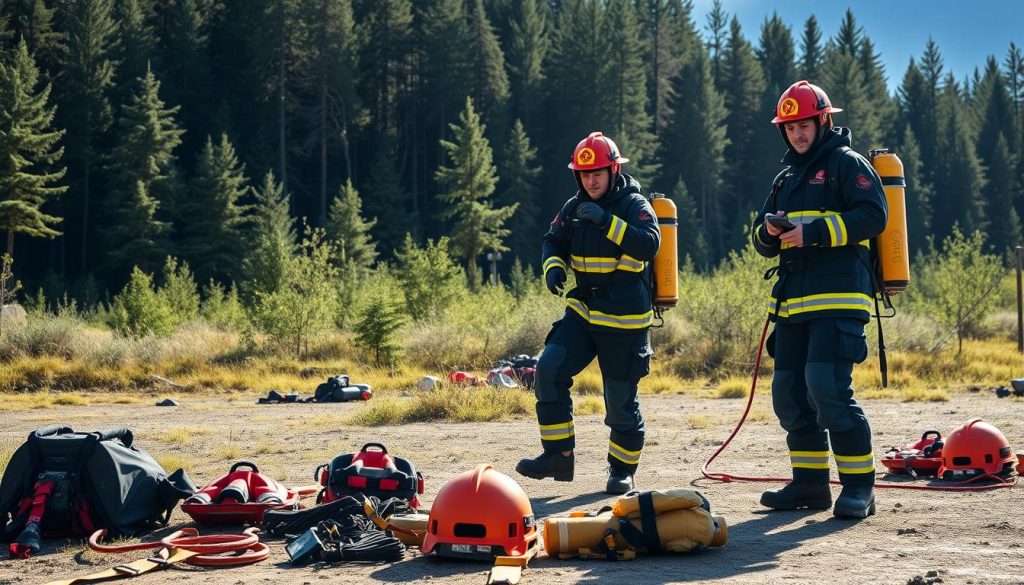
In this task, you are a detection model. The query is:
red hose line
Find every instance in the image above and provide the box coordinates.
[700,316,1017,492]
[89,527,269,566]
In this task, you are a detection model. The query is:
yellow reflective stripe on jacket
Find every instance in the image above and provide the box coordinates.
[608,440,641,465]
[780,211,866,250]
[790,450,830,470]
[567,298,653,329]
[835,453,875,475]
[824,214,848,247]
[543,256,567,276]
[539,421,575,441]
[768,292,873,318]
[570,254,645,273]
[755,226,772,247]
[606,215,627,245]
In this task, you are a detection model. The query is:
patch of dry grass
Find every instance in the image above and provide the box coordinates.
[686,414,712,429]
[574,396,605,415]
[346,387,534,426]
[713,377,751,399]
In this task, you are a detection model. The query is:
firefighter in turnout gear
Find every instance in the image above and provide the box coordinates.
[516,132,661,495]
[751,81,887,519]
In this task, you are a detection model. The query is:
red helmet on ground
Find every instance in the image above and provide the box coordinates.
[421,464,538,560]
[771,80,843,126]
[937,419,1015,480]
[568,131,629,175]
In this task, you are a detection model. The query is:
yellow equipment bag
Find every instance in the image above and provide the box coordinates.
[543,488,726,560]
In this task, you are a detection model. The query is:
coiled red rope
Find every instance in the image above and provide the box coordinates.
[88,527,269,566]
[701,317,1017,492]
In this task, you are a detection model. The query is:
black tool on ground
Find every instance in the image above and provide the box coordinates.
[764,213,796,232]
[263,494,414,539]
[285,517,405,565]
[315,443,423,507]
[313,375,373,402]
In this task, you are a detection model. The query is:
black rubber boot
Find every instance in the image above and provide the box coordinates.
[760,482,832,510]
[833,485,876,519]
[516,451,574,482]
[605,469,634,495]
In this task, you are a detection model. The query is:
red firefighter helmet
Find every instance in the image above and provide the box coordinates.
[771,80,843,126]
[421,464,538,560]
[568,131,629,175]
[937,419,1015,480]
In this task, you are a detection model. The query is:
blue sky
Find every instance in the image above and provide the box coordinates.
[691,0,1024,92]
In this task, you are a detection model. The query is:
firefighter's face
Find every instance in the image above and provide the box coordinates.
[784,119,817,154]
[580,168,611,200]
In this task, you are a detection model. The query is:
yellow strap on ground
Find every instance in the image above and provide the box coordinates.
[486,554,533,585]
[43,547,198,585]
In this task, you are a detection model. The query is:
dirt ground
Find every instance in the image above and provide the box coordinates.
[0,390,1022,585]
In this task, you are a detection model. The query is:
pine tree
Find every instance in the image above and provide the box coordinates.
[435,97,517,290]
[0,39,66,257]
[798,15,822,83]
[103,67,183,275]
[363,135,415,258]
[4,0,63,77]
[178,134,250,284]
[359,0,413,137]
[506,0,548,130]
[822,11,884,151]
[545,0,608,145]
[327,179,377,269]
[704,0,727,87]
[496,119,542,265]
[858,35,896,148]
[296,0,359,225]
[660,49,728,262]
[932,76,986,241]
[719,16,764,255]
[638,0,698,136]
[976,56,1017,164]
[354,293,405,368]
[419,0,472,150]
[159,0,213,164]
[602,0,658,186]
[671,178,709,270]
[112,0,156,102]
[467,0,510,129]
[244,170,295,297]
[58,0,117,275]
[898,125,933,257]
[983,133,1022,253]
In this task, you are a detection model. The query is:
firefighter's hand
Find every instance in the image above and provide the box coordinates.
[545,267,567,296]
[764,211,786,237]
[576,202,608,226]
[779,224,805,247]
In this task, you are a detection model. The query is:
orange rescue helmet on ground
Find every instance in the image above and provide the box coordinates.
[568,132,629,176]
[421,464,538,559]
[771,80,843,126]
[937,418,1015,479]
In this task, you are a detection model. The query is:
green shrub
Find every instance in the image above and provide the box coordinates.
[354,293,406,368]
[395,235,465,321]
[158,257,200,324]
[0,310,88,361]
[201,280,246,330]
[109,267,176,337]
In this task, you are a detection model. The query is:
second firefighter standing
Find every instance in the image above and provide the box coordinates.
[752,81,888,519]
[517,132,660,495]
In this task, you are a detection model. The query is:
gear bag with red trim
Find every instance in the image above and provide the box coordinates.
[0,426,195,558]
[315,443,424,509]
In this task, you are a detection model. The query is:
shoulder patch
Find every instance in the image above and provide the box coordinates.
[809,169,826,185]
[638,211,652,221]
[855,174,873,190]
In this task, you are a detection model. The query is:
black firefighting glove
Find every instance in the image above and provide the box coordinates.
[545,267,567,296]
[576,202,609,227]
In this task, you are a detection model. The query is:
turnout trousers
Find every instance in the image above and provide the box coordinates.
[770,317,875,486]
[533,315,651,474]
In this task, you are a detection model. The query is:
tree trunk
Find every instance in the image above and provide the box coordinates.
[320,81,327,226]
[279,58,288,193]
[81,158,91,275]
[6,227,14,257]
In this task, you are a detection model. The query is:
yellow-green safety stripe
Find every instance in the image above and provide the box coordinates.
[570,254,645,273]
[835,453,875,475]
[768,293,873,318]
[606,215,627,245]
[543,256,567,276]
[567,298,653,330]
[779,211,866,250]
[790,450,830,470]
[539,421,575,442]
[609,440,641,465]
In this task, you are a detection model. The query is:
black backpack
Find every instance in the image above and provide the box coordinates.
[0,426,195,556]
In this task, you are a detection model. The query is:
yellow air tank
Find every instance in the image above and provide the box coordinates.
[650,193,678,308]
[869,149,910,294]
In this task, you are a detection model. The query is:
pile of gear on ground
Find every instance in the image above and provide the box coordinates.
[1,418,1019,584]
